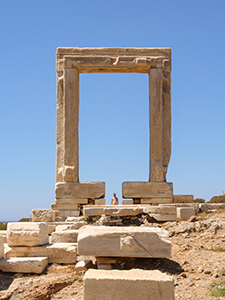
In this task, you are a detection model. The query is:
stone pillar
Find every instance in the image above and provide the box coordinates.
[56,72,64,183]
[149,67,164,182]
[63,68,79,182]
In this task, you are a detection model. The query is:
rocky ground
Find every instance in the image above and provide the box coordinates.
[1,209,225,299]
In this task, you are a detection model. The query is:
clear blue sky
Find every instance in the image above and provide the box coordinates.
[0,1,225,221]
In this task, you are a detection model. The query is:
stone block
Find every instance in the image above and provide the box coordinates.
[56,198,88,204]
[7,222,49,247]
[55,182,105,199]
[173,195,194,203]
[51,203,79,210]
[4,243,77,264]
[177,207,195,221]
[103,207,142,217]
[51,230,78,243]
[75,260,93,271]
[84,269,175,300]
[55,210,80,218]
[122,199,133,205]
[78,226,171,258]
[0,236,4,259]
[95,199,105,205]
[32,209,53,222]
[122,182,173,198]
[0,257,48,274]
[83,207,104,216]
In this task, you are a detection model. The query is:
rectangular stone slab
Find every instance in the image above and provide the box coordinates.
[0,257,48,274]
[4,243,77,264]
[78,226,171,258]
[122,182,173,198]
[84,269,175,300]
[7,222,49,247]
[55,182,105,199]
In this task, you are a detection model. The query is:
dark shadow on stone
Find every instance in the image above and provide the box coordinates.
[113,257,184,275]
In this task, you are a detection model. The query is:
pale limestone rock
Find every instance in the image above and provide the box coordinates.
[32,209,53,222]
[0,236,4,258]
[51,230,78,243]
[7,222,49,247]
[4,243,77,264]
[122,182,173,199]
[84,269,175,300]
[177,207,195,221]
[78,226,171,258]
[173,195,194,203]
[0,257,48,274]
[55,210,80,218]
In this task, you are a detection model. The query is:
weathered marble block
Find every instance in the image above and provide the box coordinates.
[84,269,175,300]
[78,226,171,258]
[7,222,49,247]
[0,257,48,274]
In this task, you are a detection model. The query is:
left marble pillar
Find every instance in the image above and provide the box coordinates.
[63,68,79,182]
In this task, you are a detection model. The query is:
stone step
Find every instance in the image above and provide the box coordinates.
[0,257,48,274]
[84,269,175,300]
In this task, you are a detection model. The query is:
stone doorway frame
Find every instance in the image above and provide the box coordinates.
[55,48,173,203]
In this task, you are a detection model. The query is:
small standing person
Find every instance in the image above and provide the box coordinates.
[111,193,118,205]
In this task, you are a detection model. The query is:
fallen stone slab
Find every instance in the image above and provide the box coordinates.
[78,226,171,258]
[0,257,48,274]
[177,207,195,221]
[4,243,77,264]
[7,222,49,247]
[84,269,175,300]
[75,260,93,271]
[51,230,78,243]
